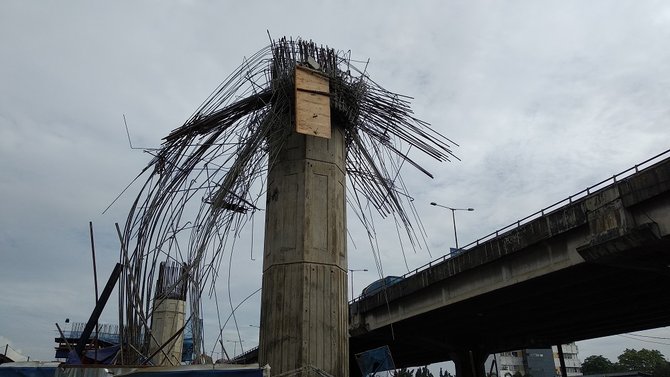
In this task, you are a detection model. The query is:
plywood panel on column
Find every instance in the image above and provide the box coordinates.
[295,66,331,139]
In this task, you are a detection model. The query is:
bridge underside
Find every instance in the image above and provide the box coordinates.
[350,235,670,368]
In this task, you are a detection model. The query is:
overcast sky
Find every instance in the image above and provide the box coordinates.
[1,0,669,371]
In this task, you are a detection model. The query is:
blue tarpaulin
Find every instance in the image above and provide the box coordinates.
[355,345,395,376]
[0,362,59,377]
[65,345,120,365]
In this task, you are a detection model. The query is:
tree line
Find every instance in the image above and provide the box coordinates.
[582,349,669,377]
[389,348,669,377]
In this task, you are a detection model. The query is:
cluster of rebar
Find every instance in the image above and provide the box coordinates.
[118,37,456,364]
[155,262,188,301]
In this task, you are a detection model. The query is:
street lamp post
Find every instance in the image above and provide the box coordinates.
[348,268,368,298]
[430,202,474,250]
[226,340,243,357]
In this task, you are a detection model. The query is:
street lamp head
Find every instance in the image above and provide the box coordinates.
[429,201,474,250]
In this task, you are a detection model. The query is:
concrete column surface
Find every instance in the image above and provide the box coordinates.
[149,298,185,366]
[259,124,348,377]
[451,350,488,377]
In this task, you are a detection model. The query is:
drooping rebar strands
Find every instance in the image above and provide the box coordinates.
[155,262,187,301]
[118,37,457,364]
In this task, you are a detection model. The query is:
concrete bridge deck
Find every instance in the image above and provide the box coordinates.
[231,151,670,374]
[349,149,670,370]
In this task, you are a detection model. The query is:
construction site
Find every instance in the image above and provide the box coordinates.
[0,37,455,377]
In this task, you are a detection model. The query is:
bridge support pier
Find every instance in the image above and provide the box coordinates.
[259,123,348,376]
[450,350,488,377]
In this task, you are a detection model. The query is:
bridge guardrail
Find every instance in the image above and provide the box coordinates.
[228,345,258,363]
[350,148,670,303]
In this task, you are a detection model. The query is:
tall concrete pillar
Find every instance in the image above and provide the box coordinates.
[149,262,187,366]
[149,298,185,365]
[450,350,488,377]
[259,121,348,376]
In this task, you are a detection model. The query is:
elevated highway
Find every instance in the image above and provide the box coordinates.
[349,150,670,375]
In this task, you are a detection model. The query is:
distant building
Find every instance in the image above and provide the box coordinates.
[553,343,582,377]
[54,322,120,360]
[54,321,195,362]
[492,343,582,377]
[495,350,521,377]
